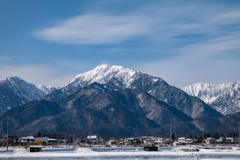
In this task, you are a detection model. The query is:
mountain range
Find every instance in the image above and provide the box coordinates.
[182,81,240,115]
[0,76,55,115]
[0,64,239,138]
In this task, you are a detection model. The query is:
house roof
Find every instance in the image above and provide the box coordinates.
[87,135,97,139]
[48,138,58,141]
[29,145,43,148]
[22,136,35,140]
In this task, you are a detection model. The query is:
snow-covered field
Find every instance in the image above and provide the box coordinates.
[1,146,240,160]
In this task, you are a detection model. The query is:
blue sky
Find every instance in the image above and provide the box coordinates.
[0,0,240,87]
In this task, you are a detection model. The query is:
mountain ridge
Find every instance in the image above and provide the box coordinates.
[44,64,221,119]
[182,81,240,115]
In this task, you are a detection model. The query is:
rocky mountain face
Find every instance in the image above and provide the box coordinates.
[2,64,238,138]
[0,100,65,134]
[148,112,240,137]
[0,76,55,115]
[36,84,56,95]
[45,64,222,119]
[182,81,240,115]
[13,84,194,135]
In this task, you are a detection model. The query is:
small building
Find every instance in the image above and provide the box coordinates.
[185,138,193,143]
[164,138,173,144]
[178,137,186,141]
[219,137,226,141]
[226,137,239,143]
[108,140,118,145]
[124,138,135,145]
[154,141,163,145]
[144,139,155,145]
[32,141,45,145]
[174,141,188,146]
[156,138,164,143]
[34,137,49,145]
[48,138,58,145]
[144,146,158,151]
[26,145,43,152]
[206,137,216,144]
[87,135,98,144]
[21,136,35,144]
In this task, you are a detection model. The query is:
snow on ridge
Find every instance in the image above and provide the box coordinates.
[182,81,240,115]
[1,76,48,101]
[61,64,140,88]
[36,84,56,94]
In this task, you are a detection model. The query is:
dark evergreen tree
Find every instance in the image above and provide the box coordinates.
[232,132,237,137]
[15,138,19,145]
[198,135,203,140]
[189,134,192,139]
[37,132,41,137]
[213,133,219,139]
[70,137,73,144]
[204,133,212,139]
[172,133,175,140]
[194,135,197,139]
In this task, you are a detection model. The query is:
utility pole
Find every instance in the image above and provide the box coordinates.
[170,119,172,147]
[73,133,74,145]
[58,132,59,146]
[89,116,91,148]
[7,115,9,150]
[239,122,240,148]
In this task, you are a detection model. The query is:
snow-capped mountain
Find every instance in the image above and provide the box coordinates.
[182,81,240,115]
[36,84,56,94]
[62,64,140,89]
[45,64,222,119]
[0,76,55,115]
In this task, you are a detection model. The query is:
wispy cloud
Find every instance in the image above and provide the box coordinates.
[0,56,11,62]
[31,1,240,86]
[34,14,151,45]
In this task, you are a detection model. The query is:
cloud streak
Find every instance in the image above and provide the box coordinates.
[35,14,151,44]
[30,1,240,87]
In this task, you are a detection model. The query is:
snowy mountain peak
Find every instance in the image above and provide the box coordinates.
[182,81,240,115]
[62,64,139,88]
[0,76,55,114]
[3,76,23,84]
[36,84,56,94]
[0,76,47,101]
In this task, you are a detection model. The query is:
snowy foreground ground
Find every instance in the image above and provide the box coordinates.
[1,146,240,160]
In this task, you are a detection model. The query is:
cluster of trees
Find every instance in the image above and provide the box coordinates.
[36,132,64,139]
[0,135,19,146]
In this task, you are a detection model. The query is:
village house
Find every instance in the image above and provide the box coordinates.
[225,137,239,143]
[206,137,216,144]
[124,138,135,145]
[144,139,155,145]
[34,137,49,145]
[20,136,35,144]
[87,135,98,144]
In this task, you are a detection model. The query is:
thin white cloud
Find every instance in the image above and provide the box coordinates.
[0,56,11,61]
[30,1,240,87]
[35,14,151,45]
[178,32,240,57]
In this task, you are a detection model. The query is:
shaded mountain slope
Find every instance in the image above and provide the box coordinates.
[0,100,65,134]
